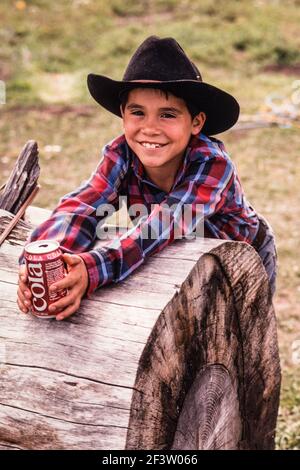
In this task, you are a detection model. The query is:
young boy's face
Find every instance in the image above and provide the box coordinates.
[121,88,205,181]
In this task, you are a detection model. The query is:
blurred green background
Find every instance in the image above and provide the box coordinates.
[0,0,299,449]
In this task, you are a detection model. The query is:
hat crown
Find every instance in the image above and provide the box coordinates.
[87,35,240,134]
[123,36,202,82]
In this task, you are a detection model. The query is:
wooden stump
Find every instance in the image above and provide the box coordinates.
[0,140,39,215]
[0,206,281,450]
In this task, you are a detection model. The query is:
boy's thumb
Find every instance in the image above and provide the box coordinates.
[63,253,81,266]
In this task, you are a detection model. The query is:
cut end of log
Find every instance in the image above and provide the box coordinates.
[126,246,280,450]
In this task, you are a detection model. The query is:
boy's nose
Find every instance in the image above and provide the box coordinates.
[141,119,160,136]
[141,127,160,137]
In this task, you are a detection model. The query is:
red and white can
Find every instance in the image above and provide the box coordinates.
[24,240,68,318]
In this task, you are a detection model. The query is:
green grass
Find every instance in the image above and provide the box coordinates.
[276,373,300,449]
[1,0,300,450]
[2,0,300,104]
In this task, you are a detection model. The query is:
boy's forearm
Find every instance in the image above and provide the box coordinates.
[77,239,145,296]
[77,250,114,297]
[77,206,190,295]
[18,211,97,265]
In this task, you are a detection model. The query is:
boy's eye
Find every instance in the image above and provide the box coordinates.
[130,110,144,116]
[161,113,176,119]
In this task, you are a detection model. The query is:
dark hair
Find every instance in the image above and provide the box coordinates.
[120,88,200,119]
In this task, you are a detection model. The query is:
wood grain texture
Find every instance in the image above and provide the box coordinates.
[172,365,241,450]
[126,242,281,450]
[0,206,280,449]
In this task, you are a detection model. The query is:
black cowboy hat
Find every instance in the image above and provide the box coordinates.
[87,35,239,135]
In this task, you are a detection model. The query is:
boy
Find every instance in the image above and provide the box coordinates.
[17,36,277,321]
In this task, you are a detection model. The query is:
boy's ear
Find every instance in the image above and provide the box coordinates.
[191,112,206,135]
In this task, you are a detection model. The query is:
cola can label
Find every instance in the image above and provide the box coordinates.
[24,240,68,318]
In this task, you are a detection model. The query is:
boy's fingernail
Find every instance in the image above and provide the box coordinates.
[50,285,57,292]
[21,276,26,282]
[56,314,64,321]
[50,305,56,312]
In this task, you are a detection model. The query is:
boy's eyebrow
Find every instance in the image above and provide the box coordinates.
[159,106,183,114]
[126,103,183,113]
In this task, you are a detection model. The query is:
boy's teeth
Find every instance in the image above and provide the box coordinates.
[141,142,163,148]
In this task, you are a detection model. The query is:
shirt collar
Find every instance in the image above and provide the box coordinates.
[130,150,145,181]
[171,145,191,189]
[128,132,216,190]
[130,143,192,190]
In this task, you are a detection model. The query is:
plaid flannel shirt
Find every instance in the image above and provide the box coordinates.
[19,132,259,297]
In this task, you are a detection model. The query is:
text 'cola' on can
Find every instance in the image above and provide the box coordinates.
[24,240,68,318]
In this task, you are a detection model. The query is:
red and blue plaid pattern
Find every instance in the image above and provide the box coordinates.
[19,132,259,296]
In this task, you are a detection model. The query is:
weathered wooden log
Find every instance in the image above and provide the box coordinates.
[0,206,281,450]
[0,140,40,214]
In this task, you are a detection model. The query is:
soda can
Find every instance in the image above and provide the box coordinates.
[24,240,68,318]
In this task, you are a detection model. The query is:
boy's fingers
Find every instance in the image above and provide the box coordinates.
[17,297,23,309]
[49,292,76,313]
[17,287,32,307]
[19,277,29,289]
[63,254,82,266]
[56,303,79,321]
[49,277,76,293]
[23,298,32,307]
[63,253,82,272]
[17,298,29,314]
[18,284,32,299]
[24,289,32,299]
[19,265,27,281]
[19,272,27,284]
[17,287,27,303]
[18,267,31,298]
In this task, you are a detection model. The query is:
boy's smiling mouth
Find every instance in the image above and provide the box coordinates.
[139,141,167,149]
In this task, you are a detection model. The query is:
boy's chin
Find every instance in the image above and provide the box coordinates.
[138,154,168,166]
[143,162,163,168]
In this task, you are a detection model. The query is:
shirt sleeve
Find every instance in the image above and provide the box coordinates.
[81,152,236,296]
[18,137,129,296]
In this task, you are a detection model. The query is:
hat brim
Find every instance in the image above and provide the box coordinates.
[87,74,240,135]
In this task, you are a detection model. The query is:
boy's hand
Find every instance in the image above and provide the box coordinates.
[48,253,89,321]
[17,253,89,321]
[17,264,31,314]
